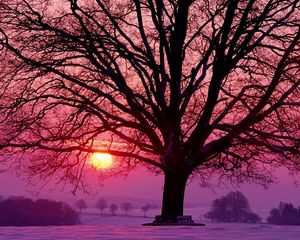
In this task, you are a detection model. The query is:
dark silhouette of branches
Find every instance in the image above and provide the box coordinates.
[0,0,299,221]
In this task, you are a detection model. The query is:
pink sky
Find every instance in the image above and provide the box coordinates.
[0,167,300,211]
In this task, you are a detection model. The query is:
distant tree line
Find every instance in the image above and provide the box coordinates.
[0,196,79,226]
[205,192,300,226]
[95,198,134,216]
[205,191,261,223]
[93,198,157,216]
[267,202,300,226]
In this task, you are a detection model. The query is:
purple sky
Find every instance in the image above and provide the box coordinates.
[1,167,300,211]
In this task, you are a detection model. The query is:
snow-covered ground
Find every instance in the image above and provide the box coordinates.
[1,208,299,240]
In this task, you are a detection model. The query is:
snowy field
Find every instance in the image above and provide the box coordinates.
[1,208,299,240]
[1,222,300,240]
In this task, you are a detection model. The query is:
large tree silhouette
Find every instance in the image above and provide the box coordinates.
[0,1,299,224]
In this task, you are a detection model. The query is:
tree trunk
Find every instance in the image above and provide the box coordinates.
[161,170,190,218]
[143,170,204,225]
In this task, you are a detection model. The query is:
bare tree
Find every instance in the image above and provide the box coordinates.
[142,205,151,217]
[75,199,88,213]
[141,204,156,217]
[95,198,108,215]
[121,202,133,216]
[109,203,118,216]
[0,0,299,224]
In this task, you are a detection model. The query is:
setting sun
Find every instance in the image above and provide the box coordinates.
[90,153,113,169]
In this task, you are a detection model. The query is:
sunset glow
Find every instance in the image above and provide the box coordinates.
[90,153,113,169]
